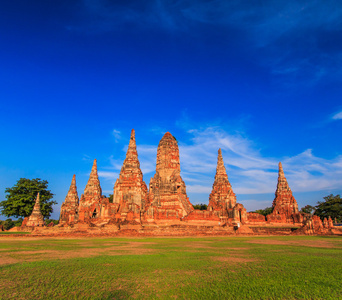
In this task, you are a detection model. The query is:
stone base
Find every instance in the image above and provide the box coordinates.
[120,224,142,230]
[250,226,299,235]
[2,222,341,237]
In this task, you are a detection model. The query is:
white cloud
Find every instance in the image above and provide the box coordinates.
[100,126,342,210]
[112,129,121,142]
[113,129,121,143]
[135,127,342,195]
[187,184,212,194]
[239,200,273,212]
[283,150,342,193]
[136,145,157,175]
[98,171,119,181]
[102,190,114,194]
[332,111,342,120]
[108,155,124,170]
[82,154,92,161]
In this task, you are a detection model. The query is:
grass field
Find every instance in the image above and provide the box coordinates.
[0,232,31,235]
[0,236,341,299]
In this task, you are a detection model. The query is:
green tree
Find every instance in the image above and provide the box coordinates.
[253,207,273,216]
[0,178,56,218]
[45,219,59,226]
[315,194,342,222]
[14,218,23,227]
[300,205,315,215]
[193,203,208,210]
[108,194,113,203]
[2,219,15,230]
[0,218,24,230]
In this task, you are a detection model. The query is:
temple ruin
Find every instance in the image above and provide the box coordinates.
[144,132,194,222]
[20,129,336,235]
[59,175,79,224]
[113,129,148,222]
[207,148,247,224]
[267,162,303,224]
[23,192,45,227]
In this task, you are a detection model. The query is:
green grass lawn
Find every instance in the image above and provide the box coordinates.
[0,236,341,299]
[0,232,31,235]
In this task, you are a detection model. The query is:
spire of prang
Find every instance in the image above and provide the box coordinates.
[65,174,79,206]
[276,162,291,194]
[122,129,140,169]
[26,192,45,227]
[59,175,79,224]
[84,159,102,199]
[33,192,41,211]
[145,131,193,219]
[129,129,136,150]
[271,162,299,216]
[156,132,181,178]
[208,148,236,211]
[214,148,230,184]
[113,129,148,219]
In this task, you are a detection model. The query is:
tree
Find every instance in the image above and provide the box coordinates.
[0,218,23,230]
[253,207,273,216]
[108,194,113,203]
[193,203,208,210]
[2,219,14,230]
[315,194,342,223]
[45,219,59,226]
[0,178,56,218]
[300,205,315,215]
[14,218,23,227]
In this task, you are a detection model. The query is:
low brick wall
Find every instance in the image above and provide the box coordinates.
[250,226,299,235]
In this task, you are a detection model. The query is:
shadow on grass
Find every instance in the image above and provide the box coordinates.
[102,289,132,300]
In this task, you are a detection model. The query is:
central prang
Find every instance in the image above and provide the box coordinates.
[144,132,194,221]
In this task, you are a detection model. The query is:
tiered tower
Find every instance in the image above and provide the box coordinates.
[113,129,148,222]
[26,193,45,227]
[78,159,103,221]
[207,149,246,223]
[268,162,299,223]
[59,175,79,224]
[145,132,193,220]
[272,162,299,215]
[208,148,236,213]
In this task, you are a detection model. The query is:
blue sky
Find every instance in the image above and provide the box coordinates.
[0,0,341,219]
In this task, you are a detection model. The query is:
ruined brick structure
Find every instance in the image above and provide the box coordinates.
[295,215,325,235]
[46,129,336,236]
[207,149,247,224]
[144,132,194,221]
[267,162,303,224]
[208,149,236,211]
[78,159,104,222]
[59,175,79,224]
[246,212,266,223]
[113,129,148,222]
[25,193,45,227]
